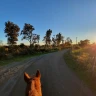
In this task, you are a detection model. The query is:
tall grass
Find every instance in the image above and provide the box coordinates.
[64,46,96,94]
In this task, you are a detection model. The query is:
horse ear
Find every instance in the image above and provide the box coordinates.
[36,70,41,78]
[24,72,30,83]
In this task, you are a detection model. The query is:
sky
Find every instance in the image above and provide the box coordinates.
[0,0,96,45]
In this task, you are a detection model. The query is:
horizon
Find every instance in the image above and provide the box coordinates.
[0,0,96,45]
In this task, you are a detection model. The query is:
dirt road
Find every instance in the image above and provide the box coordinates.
[9,50,95,96]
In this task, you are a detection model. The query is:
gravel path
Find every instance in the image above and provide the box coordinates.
[0,50,95,96]
[0,55,44,96]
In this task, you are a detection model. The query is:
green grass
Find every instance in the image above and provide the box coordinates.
[64,51,96,95]
[0,51,57,66]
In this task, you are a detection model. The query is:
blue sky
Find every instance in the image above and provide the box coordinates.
[0,0,96,45]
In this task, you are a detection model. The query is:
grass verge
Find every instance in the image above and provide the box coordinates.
[64,50,96,95]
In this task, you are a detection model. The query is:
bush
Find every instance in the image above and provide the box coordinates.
[73,45,81,50]
[0,46,7,59]
[27,48,36,55]
[0,46,5,52]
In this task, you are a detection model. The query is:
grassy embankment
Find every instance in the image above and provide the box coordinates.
[64,47,96,94]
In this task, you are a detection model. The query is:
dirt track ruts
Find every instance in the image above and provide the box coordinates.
[6,50,96,96]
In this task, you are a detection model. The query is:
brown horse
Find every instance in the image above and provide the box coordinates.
[24,70,42,96]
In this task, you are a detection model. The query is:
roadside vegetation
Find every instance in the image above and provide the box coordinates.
[0,45,59,66]
[0,20,73,66]
[64,41,96,94]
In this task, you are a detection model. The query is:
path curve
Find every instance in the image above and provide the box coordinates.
[2,50,96,96]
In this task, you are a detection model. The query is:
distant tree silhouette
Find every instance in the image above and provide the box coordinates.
[52,35,56,46]
[37,35,40,43]
[52,33,64,46]
[43,29,52,45]
[61,36,64,44]
[65,37,72,44]
[56,33,62,46]
[21,23,35,46]
[64,37,72,47]
[84,39,90,44]
[4,21,20,46]
[19,43,25,48]
[32,34,40,45]
[79,39,90,47]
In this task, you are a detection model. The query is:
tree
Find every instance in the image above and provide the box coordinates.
[56,33,62,46]
[19,43,25,48]
[32,34,40,45]
[52,35,56,46]
[61,36,64,44]
[4,21,20,46]
[37,35,40,43]
[52,33,64,46]
[66,37,72,43]
[43,29,52,45]
[21,23,35,46]
[79,39,90,47]
[65,37,72,46]
[84,39,90,45]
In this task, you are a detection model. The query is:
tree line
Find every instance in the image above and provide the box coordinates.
[4,21,72,47]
